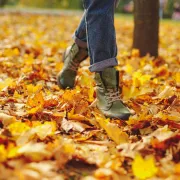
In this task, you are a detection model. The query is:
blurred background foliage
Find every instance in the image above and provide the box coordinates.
[0,0,180,18]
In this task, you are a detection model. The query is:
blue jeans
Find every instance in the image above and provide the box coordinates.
[73,0,118,72]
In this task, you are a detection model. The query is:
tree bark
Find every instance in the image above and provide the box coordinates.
[133,0,159,57]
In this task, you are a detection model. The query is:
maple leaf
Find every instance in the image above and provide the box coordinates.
[132,154,158,179]
[26,91,45,114]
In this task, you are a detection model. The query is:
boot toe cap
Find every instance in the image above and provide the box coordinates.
[99,101,132,121]
[57,70,76,89]
[104,111,131,121]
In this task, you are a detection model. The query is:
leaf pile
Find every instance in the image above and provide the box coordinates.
[0,13,180,180]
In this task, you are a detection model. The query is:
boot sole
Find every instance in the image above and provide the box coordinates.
[104,113,131,121]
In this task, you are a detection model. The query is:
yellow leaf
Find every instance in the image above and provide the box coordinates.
[13,48,20,56]
[133,71,151,86]
[68,113,85,121]
[8,121,30,137]
[0,78,14,91]
[27,105,43,114]
[0,145,7,162]
[55,62,63,71]
[35,121,56,140]
[95,113,128,144]
[26,91,44,114]
[26,84,43,94]
[63,143,75,154]
[132,154,158,180]
[132,49,140,57]
[173,72,180,84]
[125,63,133,74]
[27,91,44,107]
[79,74,93,87]
[3,48,20,56]
[7,143,19,159]
[24,55,34,65]
[175,163,180,175]
[88,86,95,102]
[13,90,23,99]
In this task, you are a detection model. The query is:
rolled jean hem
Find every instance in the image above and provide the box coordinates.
[89,57,118,72]
[72,35,87,49]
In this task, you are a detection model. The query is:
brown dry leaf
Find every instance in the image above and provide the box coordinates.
[61,118,92,133]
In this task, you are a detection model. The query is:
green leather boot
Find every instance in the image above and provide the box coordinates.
[57,43,88,89]
[95,67,131,120]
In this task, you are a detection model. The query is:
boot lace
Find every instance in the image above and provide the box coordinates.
[68,60,79,72]
[67,44,79,72]
[105,89,120,104]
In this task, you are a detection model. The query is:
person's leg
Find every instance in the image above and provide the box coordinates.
[83,0,118,72]
[58,0,117,89]
[84,0,131,120]
[57,11,88,89]
[58,0,131,120]
[73,11,88,49]
[73,0,120,48]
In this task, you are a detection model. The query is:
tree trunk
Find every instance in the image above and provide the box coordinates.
[133,0,159,57]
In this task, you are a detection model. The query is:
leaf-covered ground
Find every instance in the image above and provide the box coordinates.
[0,12,180,180]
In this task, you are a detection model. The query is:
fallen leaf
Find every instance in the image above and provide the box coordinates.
[0,113,16,126]
[132,154,158,180]
[61,118,92,133]
[18,142,51,161]
[0,78,14,91]
[95,113,129,144]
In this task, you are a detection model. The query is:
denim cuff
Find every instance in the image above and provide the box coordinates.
[73,35,87,49]
[89,57,118,72]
